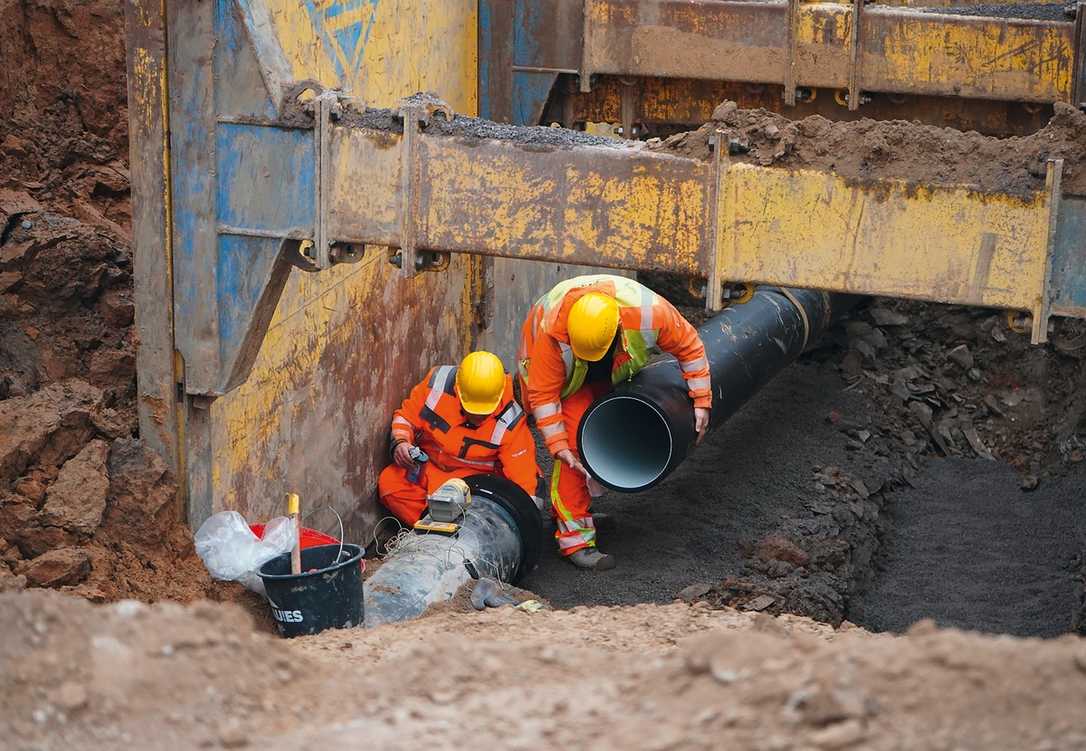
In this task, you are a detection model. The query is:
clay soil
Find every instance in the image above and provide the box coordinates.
[650,100,1086,197]
[6,589,1086,750]
[3,4,1086,748]
[0,0,233,604]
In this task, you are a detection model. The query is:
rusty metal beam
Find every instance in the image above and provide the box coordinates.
[323,118,1062,325]
[576,0,1076,105]
[123,0,181,478]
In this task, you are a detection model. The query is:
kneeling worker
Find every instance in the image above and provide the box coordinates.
[379,350,539,525]
[519,274,712,570]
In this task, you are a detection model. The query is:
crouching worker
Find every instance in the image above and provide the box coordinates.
[519,274,712,570]
[378,351,539,526]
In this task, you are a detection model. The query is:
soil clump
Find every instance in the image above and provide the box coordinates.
[650,100,1086,196]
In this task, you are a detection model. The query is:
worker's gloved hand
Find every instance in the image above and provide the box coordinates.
[393,441,418,469]
[470,577,517,610]
[555,448,591,480]
[694,407,710,444]
[587,477,605,498]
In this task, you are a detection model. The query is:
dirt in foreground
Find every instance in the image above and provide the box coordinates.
[5,589,1086,751]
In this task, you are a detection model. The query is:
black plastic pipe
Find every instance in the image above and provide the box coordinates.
[577,287,836,492]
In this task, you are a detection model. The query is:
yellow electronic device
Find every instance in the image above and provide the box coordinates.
[412,519,461,535]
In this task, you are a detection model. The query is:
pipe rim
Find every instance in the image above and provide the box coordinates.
[579,393,674,493]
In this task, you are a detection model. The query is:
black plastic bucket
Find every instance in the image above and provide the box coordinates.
[258,543,364,638]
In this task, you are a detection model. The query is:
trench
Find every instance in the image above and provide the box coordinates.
[847,459,1086,638]
[518,358,1086,639]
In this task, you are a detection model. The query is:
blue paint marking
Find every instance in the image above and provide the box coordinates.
[219,0,278,119]
[303,0,380,81]
[216,123,315,232]
[512,70,558,125]
[478,0,493,119]
[1052,197,1086,311]
[216,234,285,368]
[513,0,541,65]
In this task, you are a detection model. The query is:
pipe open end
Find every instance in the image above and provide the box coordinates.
[579,395,674,492]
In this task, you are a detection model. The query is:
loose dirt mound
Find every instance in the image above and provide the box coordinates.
[6,590,1086,750]
[650,100,1086,196]
[0,0,222,603]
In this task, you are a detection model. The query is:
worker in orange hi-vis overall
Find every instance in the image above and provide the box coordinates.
[518,274,712,570]
[378,351,540,526]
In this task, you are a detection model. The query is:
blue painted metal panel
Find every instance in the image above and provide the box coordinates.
[512,70,558,125]
[215,0,278,119]
[216,234,286,372]
[1051,196,1086,314]
[216,123,315,234]
[479,0,495,119]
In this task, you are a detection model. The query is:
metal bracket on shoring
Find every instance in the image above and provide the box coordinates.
[1032,158,1065,345]
[705,129,731,313]
[394,94,454,279]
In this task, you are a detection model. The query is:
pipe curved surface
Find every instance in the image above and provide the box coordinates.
[578,287,835,492]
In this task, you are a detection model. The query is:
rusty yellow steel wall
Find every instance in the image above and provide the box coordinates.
[207,0,480,536]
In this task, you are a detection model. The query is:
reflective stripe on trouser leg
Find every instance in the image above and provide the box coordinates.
[550,462,595,554]
[547,382,604,556]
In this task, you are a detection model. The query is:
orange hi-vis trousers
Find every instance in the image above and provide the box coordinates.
[549,381,610,556]
[378,462,480,526]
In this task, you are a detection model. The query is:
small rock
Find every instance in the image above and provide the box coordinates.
[948,344,974,369]
[810,719,866,749]
[711,100,739,123]
[744,594,777,612]
[908,401,933,430]
[755,534,810,567]
[21,548,90,588]
[1020,474,1041,492]
[967,367,982,382]
[676,582,712,602]
[49,682,88,711]
[41,439,111,535]
[216,718,249,748]
[764,123,780,139]
[869,307,909,326]
[852,339,877,363]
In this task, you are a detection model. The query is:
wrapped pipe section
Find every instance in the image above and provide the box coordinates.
[578,288,835,492]
[363,475,542,627]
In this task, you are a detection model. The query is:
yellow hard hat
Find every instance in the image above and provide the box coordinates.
[568,292,620,362]
[455,351,505,415]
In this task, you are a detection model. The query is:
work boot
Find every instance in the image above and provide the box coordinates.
[569,547,615,571]
[591,511,615,532]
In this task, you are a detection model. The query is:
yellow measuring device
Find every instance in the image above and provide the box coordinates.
[412,519,461,535]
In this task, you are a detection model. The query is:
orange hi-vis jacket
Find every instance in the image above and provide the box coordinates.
[518,274,712,455]
[389,365,538,497]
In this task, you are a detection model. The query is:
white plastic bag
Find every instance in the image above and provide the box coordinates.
[194,511,297,595]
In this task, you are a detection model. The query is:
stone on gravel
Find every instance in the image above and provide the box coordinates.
[948,344,974,369]
[41,439,111,534]
[677,582,713,602]
[755,535,810,567]
[869,307,909,327]
[21,548,90,588]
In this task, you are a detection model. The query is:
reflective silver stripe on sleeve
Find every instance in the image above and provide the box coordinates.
[686,376,711,391]
[490,403,524,445]
[533,402,561,420]
[539,422,564,438]
[425,365,455,411]
[640,290,655,330]
[680,357,708,374]
[558,343,574,374]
